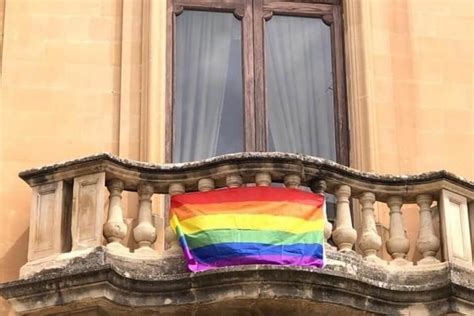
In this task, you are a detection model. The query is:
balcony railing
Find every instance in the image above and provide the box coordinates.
[1,152,473,315]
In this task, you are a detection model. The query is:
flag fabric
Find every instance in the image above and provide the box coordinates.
[170,186,326,272]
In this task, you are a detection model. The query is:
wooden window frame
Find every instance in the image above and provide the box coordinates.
[166,0,349,165]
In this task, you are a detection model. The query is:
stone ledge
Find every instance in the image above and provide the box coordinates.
[16,152,474,203]
[1,247,473,315]
[19,152,474,187]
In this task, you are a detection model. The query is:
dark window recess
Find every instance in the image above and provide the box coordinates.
[168,0,348,164]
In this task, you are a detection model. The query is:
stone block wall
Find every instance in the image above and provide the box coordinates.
[0,0,473,313]
[345,0,474,262]
[0,1,125,314]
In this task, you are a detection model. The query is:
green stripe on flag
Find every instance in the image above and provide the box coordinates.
[183,229,324,249]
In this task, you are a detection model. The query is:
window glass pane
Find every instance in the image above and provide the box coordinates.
[174,10,244,162]
[266,16,336,161]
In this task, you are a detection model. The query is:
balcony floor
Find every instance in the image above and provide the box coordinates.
[1,247,473,315]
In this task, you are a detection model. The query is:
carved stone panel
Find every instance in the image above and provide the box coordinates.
[28,181,65,261]
[72,173,105,250]
[439,190,472,267]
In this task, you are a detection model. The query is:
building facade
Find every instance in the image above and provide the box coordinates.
[0,0,473,314]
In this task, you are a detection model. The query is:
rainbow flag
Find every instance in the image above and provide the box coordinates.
[170,186,326,272]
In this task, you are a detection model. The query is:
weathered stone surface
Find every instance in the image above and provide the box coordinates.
[72,173,106,251]
[1,247,473,315]
[8,152,474,315]
[18,152,474,203]
[439,189,473,267]
[27,181,70,261]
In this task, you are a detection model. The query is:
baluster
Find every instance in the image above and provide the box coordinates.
[103,179,128,252]
[226,174,243,188]
[332,185,357,252]
[416,194,440,265]
[133,183,157,257]
[284,174,301,188]
[311,179,334,250]
[198,178,215,192]
[256,172,271,186]
[386,196,411,266]
[169,182,185,196]
[165,183,185,256]
[358,192,383,263]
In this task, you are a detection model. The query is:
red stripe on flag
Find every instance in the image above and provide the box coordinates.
[171,186,324,208]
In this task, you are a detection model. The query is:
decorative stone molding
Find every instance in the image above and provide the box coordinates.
[19,152,474,202]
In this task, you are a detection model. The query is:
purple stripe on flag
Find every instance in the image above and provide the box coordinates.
[188,255,325,272]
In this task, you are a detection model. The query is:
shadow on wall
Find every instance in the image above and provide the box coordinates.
[0,228,28,281]
[0,228,28,315]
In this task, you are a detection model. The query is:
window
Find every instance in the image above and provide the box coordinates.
[167,0,348,165]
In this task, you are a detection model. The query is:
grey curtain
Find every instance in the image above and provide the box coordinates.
[266,16,337,160]
[174,11,235,162]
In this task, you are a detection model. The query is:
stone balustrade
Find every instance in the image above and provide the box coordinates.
[2,152,474,315]
[17,152,474,269]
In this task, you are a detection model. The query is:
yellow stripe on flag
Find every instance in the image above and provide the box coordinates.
[171,213,324,235]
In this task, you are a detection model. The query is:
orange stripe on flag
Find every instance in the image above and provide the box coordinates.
[172,201,323,221]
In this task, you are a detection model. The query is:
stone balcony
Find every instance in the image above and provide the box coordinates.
[0,152,473,315]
